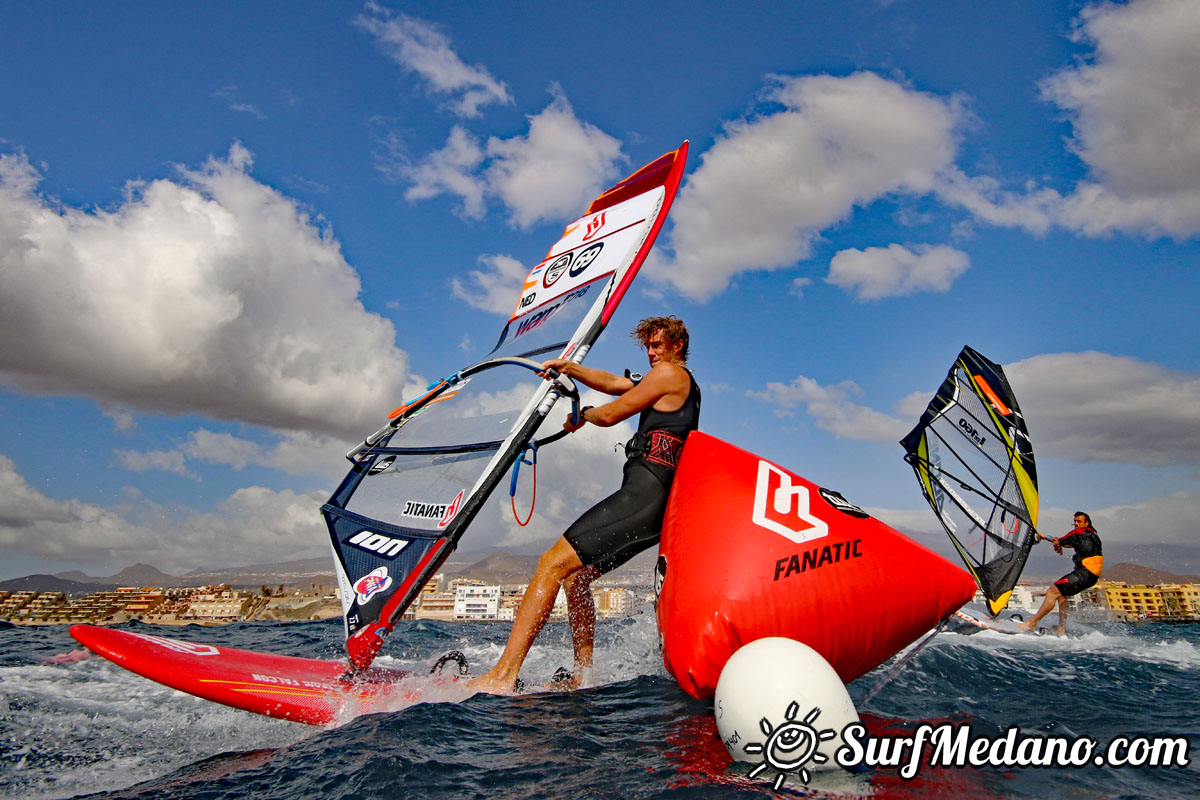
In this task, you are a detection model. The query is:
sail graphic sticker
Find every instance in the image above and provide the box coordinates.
[354,567,393,605]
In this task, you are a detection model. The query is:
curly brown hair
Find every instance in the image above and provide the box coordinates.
[631,316,690,361]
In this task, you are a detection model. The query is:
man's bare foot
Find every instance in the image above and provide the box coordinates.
[1054,626,1067,636]
[1017,620,1037,632]
[466,671,522,696]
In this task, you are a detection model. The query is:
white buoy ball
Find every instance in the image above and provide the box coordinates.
[714,637,858,773]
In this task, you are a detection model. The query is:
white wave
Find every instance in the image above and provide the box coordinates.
[0,658,310,800]
[940,622,1200,669]
[318,604,669,723]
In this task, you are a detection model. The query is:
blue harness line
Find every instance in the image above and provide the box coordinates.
[509,440,539,526]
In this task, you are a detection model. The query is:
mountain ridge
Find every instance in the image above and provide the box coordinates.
[5,545,1193,597]
[1,548,658,595]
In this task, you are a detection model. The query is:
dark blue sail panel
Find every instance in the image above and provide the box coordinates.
[322,505,446,640]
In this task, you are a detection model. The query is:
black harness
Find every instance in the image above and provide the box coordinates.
[625,430,686,470]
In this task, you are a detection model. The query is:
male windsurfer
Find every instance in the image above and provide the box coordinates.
[1019,511,1103,634]
[469,316,700,694]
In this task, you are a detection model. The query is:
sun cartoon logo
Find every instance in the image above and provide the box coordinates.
[742,702,838,790]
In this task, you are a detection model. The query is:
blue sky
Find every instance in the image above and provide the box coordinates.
[2,0,1198,580]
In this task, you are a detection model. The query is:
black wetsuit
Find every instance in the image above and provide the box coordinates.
[564,371,700,574]
[1054,527,1103,597]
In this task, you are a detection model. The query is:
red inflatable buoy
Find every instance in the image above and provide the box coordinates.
[656,432,975,699]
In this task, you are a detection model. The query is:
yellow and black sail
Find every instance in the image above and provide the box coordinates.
[901,346,1039,616]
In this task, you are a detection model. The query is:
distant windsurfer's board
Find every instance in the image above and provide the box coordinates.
[952,609,1095,638]
[952,609,1031,635]
[70,624,461,726]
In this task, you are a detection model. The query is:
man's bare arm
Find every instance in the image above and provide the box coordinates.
[584,363,689,427]
[541,359,636,395]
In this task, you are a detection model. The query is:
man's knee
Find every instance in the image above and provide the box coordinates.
[537,538,584,580]
[535,551,570,581]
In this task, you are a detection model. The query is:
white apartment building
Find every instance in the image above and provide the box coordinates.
[454,584,501,620]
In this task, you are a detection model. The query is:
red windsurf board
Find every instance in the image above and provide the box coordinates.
[70,624,446,726]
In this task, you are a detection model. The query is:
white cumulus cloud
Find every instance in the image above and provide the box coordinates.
[452,254,529,315]
[748,350,1200,470]
[749,374,909,445]
[0,144,421,439]
[655,72,962,300]
[1041,0,1200,237]
[402,125,487,219]
[1006,351,1200,466]
[0,455,329,572]
[114,449,191,476]
[114,428,352,481]
[650,1,1200,304]
[826,243,970,300]
[394,87,625,230]
[929,0,1200,240]
[754,350,1200,471]
[484,86,625,229]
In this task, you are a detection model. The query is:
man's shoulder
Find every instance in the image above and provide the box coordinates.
[649,361,691,385]
[650,360,689,374]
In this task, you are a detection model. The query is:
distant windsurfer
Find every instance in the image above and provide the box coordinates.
[1019,512,1103,634]
[470,316,700,694]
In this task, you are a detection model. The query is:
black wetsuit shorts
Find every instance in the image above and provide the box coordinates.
[564,462,668,575]
[1055,566,1099,598]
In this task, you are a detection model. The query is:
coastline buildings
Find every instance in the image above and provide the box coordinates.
[402,574,638,623]
[594,587,636,618]
[0,585,280,625]
[982,579,1200,622]
[1,588,149,624]
[6,573,1200,627]
[185,587,261,622]
[1094,580,1200,620]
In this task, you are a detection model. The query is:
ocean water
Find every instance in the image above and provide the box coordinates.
[2,608,1197,799]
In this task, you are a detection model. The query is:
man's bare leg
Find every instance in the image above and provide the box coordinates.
[469,537,584,695]
[1055,594,1069,635]
[559,565,600,690]
[1019,585,1062,631]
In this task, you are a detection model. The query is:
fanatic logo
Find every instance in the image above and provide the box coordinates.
[128,632,219,657]
[752,461,829,544]
[438,490,465,528]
